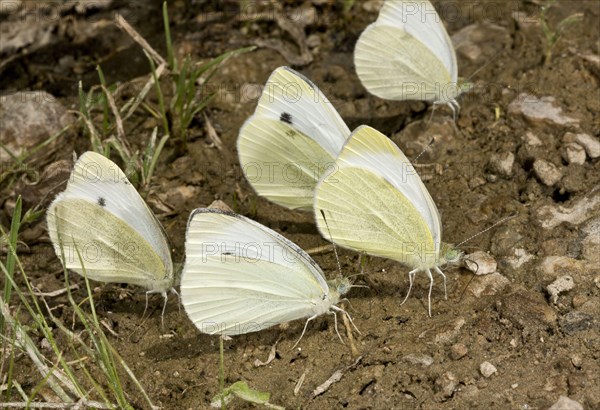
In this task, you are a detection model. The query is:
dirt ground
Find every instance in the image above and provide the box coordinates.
[2,0,600,409]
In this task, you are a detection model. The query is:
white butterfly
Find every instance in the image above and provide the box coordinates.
[47,151,174,310]
[314,126,462,316]
[237,66,350,211]
[180,208,357,346]
[354,0,461,116]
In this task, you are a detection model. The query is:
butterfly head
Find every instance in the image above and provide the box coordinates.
[440,242,463,266]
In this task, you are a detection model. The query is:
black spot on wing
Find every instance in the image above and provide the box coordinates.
[280,112,293,125]
[97,197,106,207]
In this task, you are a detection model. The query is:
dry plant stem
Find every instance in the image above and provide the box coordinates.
[100,85,130,157]
[0,401,111,409]
[0,298,74,402]
[114,14,166,67]
[340,302,358,357]
[32,285,79,297]
[311,355,362,398]
[305,244,334,255]
[121,63,168,122]
[203,113,224,151]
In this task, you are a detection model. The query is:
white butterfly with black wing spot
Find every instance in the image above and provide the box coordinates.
[314,126,462,316]
[237,66,351,211]
[354,0,462,116]
[180,208,357,346]
[46,151,174,312]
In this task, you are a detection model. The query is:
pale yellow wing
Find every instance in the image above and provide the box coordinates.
[47,199,172,292]
[354,0,459,103]
[314,126,441,269]
[238,67,350,210]
[46,151,173,291]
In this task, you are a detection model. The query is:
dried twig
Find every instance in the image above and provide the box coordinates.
[305,244,334,255]
[32,285,79,298]
[203,112,224,151]
[254,337,281,367]
[114,14,166,67]
[341,302,359,357]
[311,356,362,398]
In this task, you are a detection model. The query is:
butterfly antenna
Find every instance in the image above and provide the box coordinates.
[463,257,480,275]
[320,210,343,278]
[456,213,518,248]
[465,48,503,83]
[412,137,436,165]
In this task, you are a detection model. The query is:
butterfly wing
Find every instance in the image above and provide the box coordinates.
[354,0,458,103]
[181,209,330,335]
[238,66,351,210]
[47,199,171,291]
[46,151,173,290]
[314,126,442,269]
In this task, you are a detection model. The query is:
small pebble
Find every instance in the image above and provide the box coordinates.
[570,353,582,368]
[469,273,510,298]
[548,395,584,410]
[480,361,497,378]
[559,311,594,335]
[434,371,458,398]
[546,275,575,304]
[504,248,535,269]
[508,93,579,126]
[561,142,586,165]
[511,383,519,389]
[464,251,497,275]
[574,133,600,158]
[572,294,587,308]
[402,353,434,367]
[450,343,468,360]
[487,151,515,178]
[533,159,562,186]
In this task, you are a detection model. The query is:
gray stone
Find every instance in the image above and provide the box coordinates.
[548,395,584,410]
[580,216,600,266]
[533,159,562,186]
[402,353,434,367]
[464,251,497,275]
[0,91,74,163]
[450,343,468,360]
[559,311,595,335]
[434,371,458,398]
[508,93,579,127]
[479,361,497,378]
[469,273,510,298]
[574,133,600,158]
[451,23,510,63]
[561,142,586,165]
[488,152,515,178]
[537,188,600,229]
[546,276,575,304]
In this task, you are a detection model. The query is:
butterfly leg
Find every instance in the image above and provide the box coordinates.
[292,314,318,349]
[400,269,418,305]
[143,291,150,321]
[160,290,169,330]
[332,305,361,335]
[434,266,448,300]
[170,287,181,313]
[426,269,434,317]
[329,310,344,345]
